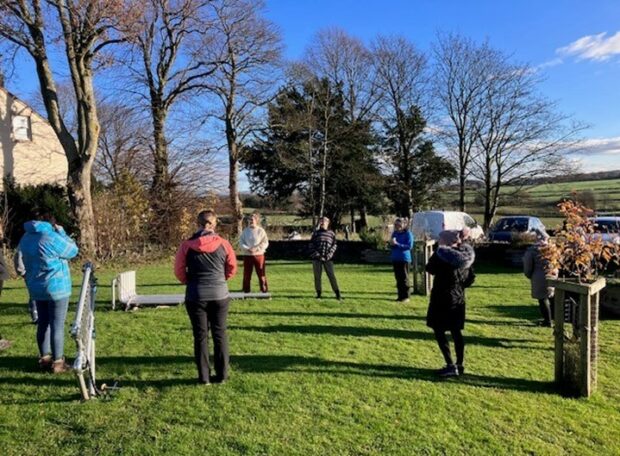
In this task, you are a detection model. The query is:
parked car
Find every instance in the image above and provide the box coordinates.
[488,216,546,242]
[589,216,620,244]
[410,211,484,241]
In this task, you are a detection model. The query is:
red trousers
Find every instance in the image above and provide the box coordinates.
[243,255,268,293]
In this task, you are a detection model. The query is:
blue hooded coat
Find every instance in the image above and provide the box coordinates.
[18,221,79,301]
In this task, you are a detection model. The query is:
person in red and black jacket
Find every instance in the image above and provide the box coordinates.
[174,210,237,385]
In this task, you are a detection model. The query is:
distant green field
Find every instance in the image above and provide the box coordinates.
[448,178,620,229]
[247,178,620,232]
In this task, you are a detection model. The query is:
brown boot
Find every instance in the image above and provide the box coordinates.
[38,355,53,372]
[51,358,72,374]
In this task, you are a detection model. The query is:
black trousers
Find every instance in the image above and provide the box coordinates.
[392,261,410,300]
[185,298,230,383]
[538,298,554,325]
[433,328,464,366]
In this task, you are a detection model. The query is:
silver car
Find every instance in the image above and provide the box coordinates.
[590,217,620,244]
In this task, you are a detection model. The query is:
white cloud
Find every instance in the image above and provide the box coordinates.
[569,136,620,172]
[536,57,563,70]
[557,31,620,61]
[578,136,620,155]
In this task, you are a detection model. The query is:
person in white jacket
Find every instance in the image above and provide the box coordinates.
[239,212,269,293]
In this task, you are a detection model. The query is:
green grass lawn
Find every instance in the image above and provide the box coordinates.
[1,260,619,455]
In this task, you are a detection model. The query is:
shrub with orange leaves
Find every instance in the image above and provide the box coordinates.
[540,199,620,282]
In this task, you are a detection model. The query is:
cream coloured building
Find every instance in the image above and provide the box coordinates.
[0,86,67,187]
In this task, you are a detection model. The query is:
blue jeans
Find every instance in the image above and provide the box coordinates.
[36,298,69,360]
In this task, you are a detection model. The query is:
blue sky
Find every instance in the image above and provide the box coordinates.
[263,0,620,172]
[4,0,620,175]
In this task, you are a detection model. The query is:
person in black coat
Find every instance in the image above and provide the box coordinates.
[425,230,475,377]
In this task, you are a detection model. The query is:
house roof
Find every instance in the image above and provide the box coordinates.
[0,85,53,127]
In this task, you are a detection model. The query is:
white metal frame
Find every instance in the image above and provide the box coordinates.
[71,262,98,400]
[111,270,271,311]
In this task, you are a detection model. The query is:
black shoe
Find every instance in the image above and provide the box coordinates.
[456,364,465,375]
[436,364,459,377]
[316,292,321,299]
[209,375,227,384]
[335,291,342,301]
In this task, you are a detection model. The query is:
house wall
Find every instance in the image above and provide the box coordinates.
[0,88,67,187]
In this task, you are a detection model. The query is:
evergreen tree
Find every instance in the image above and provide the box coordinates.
[381,106,455,216]
[243,79,385,226]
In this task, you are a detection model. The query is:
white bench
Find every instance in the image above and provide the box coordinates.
[111,270,271,311]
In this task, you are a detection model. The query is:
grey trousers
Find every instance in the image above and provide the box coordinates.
[312,260,340,295]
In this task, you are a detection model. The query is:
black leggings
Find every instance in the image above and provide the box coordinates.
[538,298,554,324]
[433,328,464,366]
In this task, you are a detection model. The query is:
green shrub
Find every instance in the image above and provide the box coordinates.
[359,228,388,250]
[1,177,73,246]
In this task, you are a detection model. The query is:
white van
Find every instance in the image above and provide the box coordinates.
[410,211,484,241]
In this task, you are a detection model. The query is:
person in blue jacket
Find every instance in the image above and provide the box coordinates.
[18,212,79,374]
[390,218,414,302]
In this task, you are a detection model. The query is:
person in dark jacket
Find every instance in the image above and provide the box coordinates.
[523,230,557,327]
[19,213,79,374]
[174,210,238,384]
[426,230,475,377]
[390,218,414,302]
[309,217,341,300]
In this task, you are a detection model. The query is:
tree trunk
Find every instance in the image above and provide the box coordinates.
[228,153,243,236]
[150,108,171,243]
[319,139,328,219]
[458,136,467,211]
[226,116,243,236]
[483,163,493,231]
[151,108,169,199]
[350,207,355,233]
[459,170,466,212]
[359,206,368,230]
[67,159,96,257]
[33,51,97,257]
[70,67,99,258]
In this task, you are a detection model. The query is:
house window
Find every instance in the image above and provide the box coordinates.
[12,115,32,141]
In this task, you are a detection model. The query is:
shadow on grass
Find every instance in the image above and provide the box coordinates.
[0,302,32,315]
[231,310,538,328]
[231,354,556,394]
[486,304,539,319]
[231,310,422,321]
[0,354,555,396]
[229,324,544,349]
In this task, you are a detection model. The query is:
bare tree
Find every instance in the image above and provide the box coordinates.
[95,102,151,185]
[304,27,378,123]
[302,28,379,228]
[203,0,282,235]
[0,0,137,256]
[432,33,495,212]
[122,0,220,222]
[371,35,429,216]
[471,60,584,229]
